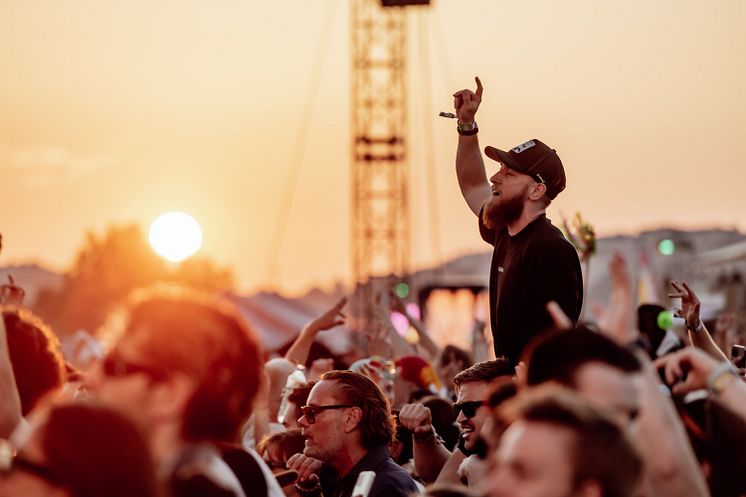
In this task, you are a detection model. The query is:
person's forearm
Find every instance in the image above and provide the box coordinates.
[285,325,319,366]
[455,134,489,216]
[412,432,452,484]
[406,314,439,360]
[688,324,729,362]
[712,371,746,419]
[635,352,710,497]
[434,449,467,486]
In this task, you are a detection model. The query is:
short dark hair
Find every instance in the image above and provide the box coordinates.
[525,327,641,388]
[439,345,473,370]
[321,370,394,450]
[288,381,315,406]
[452,357,512,389]
[2,307,65,415]
[123,286,263,442]
[257,429,306,463]
[499,386,643,497]
[43,402,160,497]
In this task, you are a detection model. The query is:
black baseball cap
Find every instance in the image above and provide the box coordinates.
[484,139,566,200]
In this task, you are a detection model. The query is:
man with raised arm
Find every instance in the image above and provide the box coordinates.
[452,77,583,365]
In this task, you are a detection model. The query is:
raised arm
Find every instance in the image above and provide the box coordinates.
[398,402,452,484]
[668,280,729,362]
[285,297,347,366]
[454,77,491,216]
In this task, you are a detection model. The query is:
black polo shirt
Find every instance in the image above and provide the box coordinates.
[325,446,418,497]
[479,213,583,365]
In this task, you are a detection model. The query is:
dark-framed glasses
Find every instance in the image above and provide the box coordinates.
[300,405,356,424]
[102,352,168,382]
[453,400,485,419]
[0,439,63,486]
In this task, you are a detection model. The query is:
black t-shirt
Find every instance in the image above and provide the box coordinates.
[479,213,583,365]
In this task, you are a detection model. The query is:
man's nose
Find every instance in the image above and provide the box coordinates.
[298,415,310,428]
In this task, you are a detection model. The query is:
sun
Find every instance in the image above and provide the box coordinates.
[148,212,203,262]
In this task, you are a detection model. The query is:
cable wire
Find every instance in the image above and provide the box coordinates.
[263,0,339,289]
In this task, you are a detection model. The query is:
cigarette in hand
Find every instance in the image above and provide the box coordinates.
[439,112,457,119]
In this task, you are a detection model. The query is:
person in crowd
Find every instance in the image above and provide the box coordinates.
[86,285,283,497]
[525,327,643,425]
[435,345,472,401]
[0,307,66,438]
[287,370,418,497]
[279,382,315,430]
[655,346,746,421]
[393,355,441,408]
[349,357,395,406]
[250,358,298,449]
[655,346,746,497]
[257,429,307,472]
[637,303,685,359]
[668,280,731,362]
[398,358,512,486]
[482,385,643,497]
[451,76,583,365]
[526,310,709,496]
[0,402,161,497]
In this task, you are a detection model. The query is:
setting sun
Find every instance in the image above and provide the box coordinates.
[148,212,203,262]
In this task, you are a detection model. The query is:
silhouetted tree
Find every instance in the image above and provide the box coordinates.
[34,224,234,335]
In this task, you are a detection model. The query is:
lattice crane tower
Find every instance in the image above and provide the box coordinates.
[350,0,429,327]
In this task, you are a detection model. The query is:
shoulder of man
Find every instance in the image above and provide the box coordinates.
[367,458,419,497]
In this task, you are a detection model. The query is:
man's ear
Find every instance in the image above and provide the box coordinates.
[146,373,195,423]
[528,182,547,201]
[343,406,363,433]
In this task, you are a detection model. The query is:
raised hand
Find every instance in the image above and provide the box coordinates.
[667,281,700,329]
[308,297,347,333]
[398,402,433,439]
[453,76,483,124]
[653,347,721,395]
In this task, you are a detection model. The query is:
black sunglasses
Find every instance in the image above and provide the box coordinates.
[0,439,63,486]
[453,400,485,419]
[102,353,168,382]
[300,404,356,424]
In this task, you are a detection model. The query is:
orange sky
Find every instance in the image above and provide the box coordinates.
[1,0,744,294]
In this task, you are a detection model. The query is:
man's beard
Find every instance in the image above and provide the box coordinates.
[482,186,528,230]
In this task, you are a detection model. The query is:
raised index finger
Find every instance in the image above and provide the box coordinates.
[475,76,483,98]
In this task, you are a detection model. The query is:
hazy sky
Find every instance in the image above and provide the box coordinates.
[1,0,744,294]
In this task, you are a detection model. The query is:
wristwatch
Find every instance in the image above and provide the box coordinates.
[457,121,478,136]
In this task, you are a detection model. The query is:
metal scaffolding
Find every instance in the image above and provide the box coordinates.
[350,0,413,329]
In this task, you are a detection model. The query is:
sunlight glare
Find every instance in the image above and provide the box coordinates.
[148,212,203,262]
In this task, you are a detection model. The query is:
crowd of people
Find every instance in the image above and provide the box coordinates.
[0,77,745,497]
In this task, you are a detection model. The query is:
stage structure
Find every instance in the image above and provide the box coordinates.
[350,0,430,330]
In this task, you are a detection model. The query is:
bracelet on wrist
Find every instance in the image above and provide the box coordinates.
[413,426,435,443]
[685,319,704,333]
[707,361,739,395]
[457,121,478,136]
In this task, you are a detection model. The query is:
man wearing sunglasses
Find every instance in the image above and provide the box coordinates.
[287,370,418,497]
[398,359,512,486]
